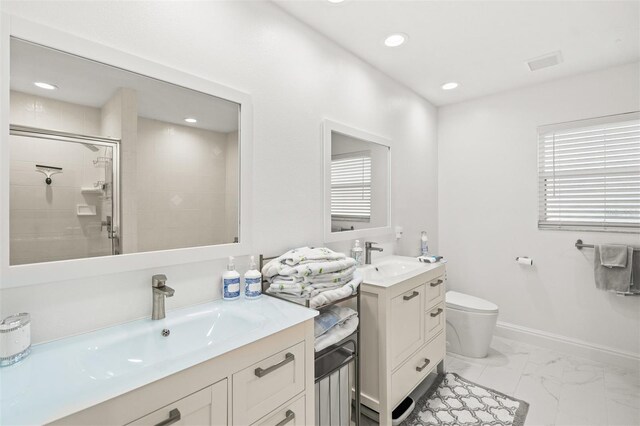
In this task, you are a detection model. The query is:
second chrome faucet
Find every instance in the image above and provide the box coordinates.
[365,241,383,265]
[152,274,175,320]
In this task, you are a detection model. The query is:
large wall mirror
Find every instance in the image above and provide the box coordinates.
[9,38,239,265]
[1,18,252,287]
[323,120,391,242]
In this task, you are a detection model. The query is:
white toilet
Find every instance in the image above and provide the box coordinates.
[445,291,499,358]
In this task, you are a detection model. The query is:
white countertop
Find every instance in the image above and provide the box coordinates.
[0,296,317,425]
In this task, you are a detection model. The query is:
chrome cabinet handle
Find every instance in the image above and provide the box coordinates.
[275,410,295,426]
[403,291,419,301]
[430,308,443,318]
[430,279,443,287]
[255,352,295,378]
[416,358,431,372]
[155,409,181,426]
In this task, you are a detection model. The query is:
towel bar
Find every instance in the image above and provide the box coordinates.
[575,239,640,296]
[575,239,640,251]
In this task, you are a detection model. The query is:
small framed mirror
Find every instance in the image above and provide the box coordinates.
[323,120,391,242]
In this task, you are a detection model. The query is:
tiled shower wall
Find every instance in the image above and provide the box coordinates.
[136,117,236,252]
[9,91,111,264]
[9,90,238,264]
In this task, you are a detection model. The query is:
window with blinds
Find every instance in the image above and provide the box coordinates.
[331,151,371,222]
[538,112,640,232]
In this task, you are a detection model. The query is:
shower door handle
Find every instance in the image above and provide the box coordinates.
[101,216,112,237]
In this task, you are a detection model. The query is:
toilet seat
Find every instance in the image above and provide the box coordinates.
[446,291,498,314]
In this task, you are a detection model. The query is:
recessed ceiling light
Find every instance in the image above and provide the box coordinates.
[34,81,58,90]
[384,33,407,48]
[184,118,197,123]
[441,82,459,90]
[327,0,345,3]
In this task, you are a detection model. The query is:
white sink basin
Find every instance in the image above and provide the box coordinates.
[362,255,442,287]
[368,258,424,278]
[80,306,264,381]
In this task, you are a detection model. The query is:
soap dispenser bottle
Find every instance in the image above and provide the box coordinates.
[223,256,240,301]
[351,239,364,266]
[421,231,429,256]
[244,256,262,299]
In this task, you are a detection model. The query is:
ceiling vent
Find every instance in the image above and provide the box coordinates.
[527,51,563,71]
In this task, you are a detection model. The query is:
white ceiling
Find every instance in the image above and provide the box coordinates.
[10,39,239,133]
[275,0,640,106]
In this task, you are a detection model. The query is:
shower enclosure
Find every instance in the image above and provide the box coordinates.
[9,125,120,265]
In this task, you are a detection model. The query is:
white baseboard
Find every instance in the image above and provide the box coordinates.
[494,321,640,371]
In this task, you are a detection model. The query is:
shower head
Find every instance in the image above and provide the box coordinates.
[35,164,63,185]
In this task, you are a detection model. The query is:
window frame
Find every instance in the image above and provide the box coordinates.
[537,111,640,233]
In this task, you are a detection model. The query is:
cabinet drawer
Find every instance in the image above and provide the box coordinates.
[251,394,305,426]
[391,284,425,368]
[425,275,444,308]
[233,342,305,425]
[425,302,445,343]
[390,333,445,408]
[127,379,227,426]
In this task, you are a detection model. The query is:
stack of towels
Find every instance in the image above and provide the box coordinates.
[594,244,640,293]
[262,247,362,308]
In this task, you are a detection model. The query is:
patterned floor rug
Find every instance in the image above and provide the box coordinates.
[401,372,529,426]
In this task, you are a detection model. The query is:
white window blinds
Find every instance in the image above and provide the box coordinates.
[331,152,371,221]
[538,112,640,231]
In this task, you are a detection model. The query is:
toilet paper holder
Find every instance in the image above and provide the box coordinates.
[515,256,533,265]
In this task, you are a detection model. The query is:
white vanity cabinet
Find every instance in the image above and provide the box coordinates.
[50,321,315,426]
[360,261,446,426]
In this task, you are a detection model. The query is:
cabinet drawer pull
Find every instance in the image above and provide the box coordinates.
[416,358,431,372]
[255,352,295,377]
[403,291,419,301]
[155,409,181,426]
[430,279,443,287]
[275,410,296,426]
[430,308,443,318]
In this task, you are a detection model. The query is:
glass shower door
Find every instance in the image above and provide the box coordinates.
[8,129,119,265]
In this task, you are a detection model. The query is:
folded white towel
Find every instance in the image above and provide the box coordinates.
[301,266,356,284]
[267,272,362,308]
[315,316,359,352]
[314,306,358,338]
[263,257,357,279]
[264,246,346,268]
[309,273,362,309]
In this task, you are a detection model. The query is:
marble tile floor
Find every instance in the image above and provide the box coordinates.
[446,336,639,426]
[359,336,639,425]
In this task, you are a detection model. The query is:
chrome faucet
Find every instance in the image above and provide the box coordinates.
[151,274,175,320]
[365,241,383,265]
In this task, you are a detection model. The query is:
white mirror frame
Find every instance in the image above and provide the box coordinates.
[0,15,253,288]
[323,119,392,243]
